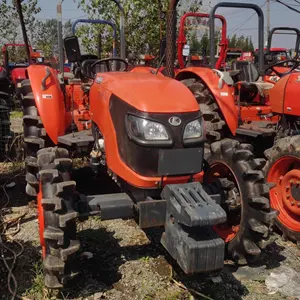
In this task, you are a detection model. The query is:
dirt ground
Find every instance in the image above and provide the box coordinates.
[1,158,300,300]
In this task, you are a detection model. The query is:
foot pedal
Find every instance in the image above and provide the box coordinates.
[161,182,226,274]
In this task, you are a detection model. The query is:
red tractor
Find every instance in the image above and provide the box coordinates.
[1,44,45,109]
[18,0,277,289]
[176,12,228,71]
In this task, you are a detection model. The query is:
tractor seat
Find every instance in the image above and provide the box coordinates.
[81,59,98,78]
[81,59,109,78]
[251,81,274,94]
[231,61,260,82]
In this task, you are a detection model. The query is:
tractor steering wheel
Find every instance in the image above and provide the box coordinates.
[91,58,128,75]
[264,59,300,77]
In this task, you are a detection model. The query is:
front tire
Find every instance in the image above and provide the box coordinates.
[204,139,278,263]
[38,147,80,289]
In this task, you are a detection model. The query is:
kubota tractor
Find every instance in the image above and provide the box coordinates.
[18,0,277,289]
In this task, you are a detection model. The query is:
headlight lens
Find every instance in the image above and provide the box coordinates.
[126,115,170,142]
[183,119,202,140]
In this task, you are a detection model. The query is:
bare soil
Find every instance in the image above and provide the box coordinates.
[1,161,300,300]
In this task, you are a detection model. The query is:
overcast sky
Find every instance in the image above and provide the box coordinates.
[36,0,300,48]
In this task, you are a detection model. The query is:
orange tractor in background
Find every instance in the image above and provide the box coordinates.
[17,0,277,289]
[177,1,300,243]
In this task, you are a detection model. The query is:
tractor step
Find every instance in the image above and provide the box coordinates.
[78,193,133,221]
[236,122,276,138]
[160,182,226,274]
[58,130,94,147]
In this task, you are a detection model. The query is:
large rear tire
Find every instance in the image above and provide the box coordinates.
[264,136,300,242]
[205,139,278,263]
[38,147,80,289]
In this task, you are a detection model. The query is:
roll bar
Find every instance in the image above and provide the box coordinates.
[177,12,228,69]
[209,2,264,74]
[72,19,117,58]
[267,27,300,59]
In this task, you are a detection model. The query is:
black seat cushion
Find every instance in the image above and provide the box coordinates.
[234,82,258,103]
[231,61,260,82]
[81,59,108,78]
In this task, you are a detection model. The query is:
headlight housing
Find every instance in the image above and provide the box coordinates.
[126,115,172,145]
[183,118,204,144]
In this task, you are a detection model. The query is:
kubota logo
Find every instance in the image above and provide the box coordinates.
[168,116,181,126]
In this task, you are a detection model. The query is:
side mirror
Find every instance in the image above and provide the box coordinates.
[183,45,190,57]
[64,36,81,63]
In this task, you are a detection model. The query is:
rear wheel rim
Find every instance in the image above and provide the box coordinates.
[205,162,241,243]
[268,155,300,232]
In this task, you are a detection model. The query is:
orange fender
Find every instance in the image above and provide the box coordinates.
[27,65,71,144]
[176,67,238,135]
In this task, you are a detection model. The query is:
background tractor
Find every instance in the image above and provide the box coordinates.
[1,43,45,109]
[174,1,300,243]
[17,0,277,289]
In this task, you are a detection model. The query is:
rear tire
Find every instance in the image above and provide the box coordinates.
[38,147,80,289]
[205,139,278,263]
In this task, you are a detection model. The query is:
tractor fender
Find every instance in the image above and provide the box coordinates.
[11,67,26,85]
[26,65,70,144]
[176,68,238,135]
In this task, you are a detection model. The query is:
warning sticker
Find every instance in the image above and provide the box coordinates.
[42,94,53,99]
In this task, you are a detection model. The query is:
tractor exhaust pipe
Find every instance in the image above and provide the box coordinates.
[110,0,126,60]
[15,0,31,65]
[165,0,180,78]
[57,0,64,78]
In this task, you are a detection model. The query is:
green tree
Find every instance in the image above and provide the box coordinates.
[229,34,237,48]
[199,31,209,55]
[0,0,41,45]
[33,19,74,60]
[189,31,202,55]
[78,0,204,57]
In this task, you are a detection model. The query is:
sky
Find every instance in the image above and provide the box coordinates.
[36,0,300,48]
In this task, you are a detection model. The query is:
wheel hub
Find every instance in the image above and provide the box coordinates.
[268,155,300,232]
[280,170,300,215]
[205,162,241,243]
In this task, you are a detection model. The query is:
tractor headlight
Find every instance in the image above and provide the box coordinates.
[183,119,203,142]
[126,115,172,145]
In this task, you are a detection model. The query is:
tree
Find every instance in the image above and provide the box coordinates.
[33,19,74,60]
[0,0,41,45]
[78,0,204,57]
[228,34,254,51]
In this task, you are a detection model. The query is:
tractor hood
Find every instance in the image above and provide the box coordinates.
[93,72,199,113]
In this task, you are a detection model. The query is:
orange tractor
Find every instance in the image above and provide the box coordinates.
[175,1,300,242]
[18,0,277,289]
